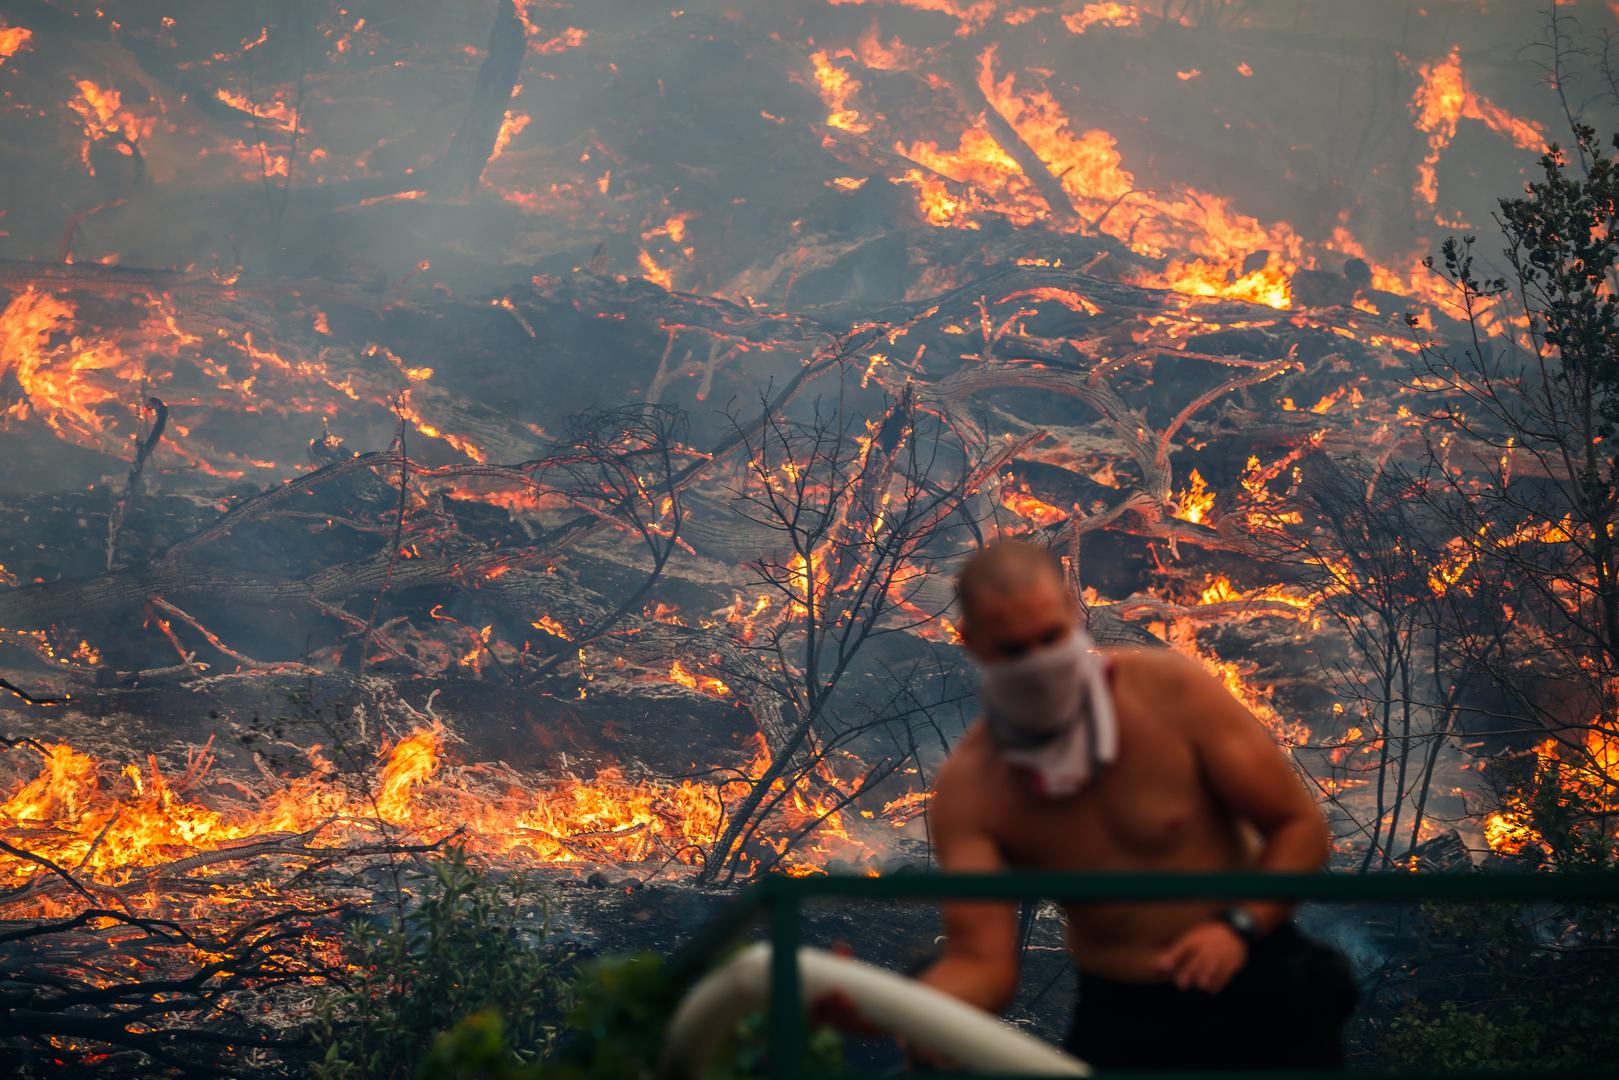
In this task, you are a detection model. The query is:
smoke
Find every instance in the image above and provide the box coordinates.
[0,2,1606,293]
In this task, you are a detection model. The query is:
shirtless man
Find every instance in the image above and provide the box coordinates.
[917,541,1355,1069]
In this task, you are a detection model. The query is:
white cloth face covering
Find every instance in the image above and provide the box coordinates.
[977,626,1118,797]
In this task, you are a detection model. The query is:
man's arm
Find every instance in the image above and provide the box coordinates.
[1182,658,1330,930]
[915,752,1020,1013]
[1157,656,1330,991]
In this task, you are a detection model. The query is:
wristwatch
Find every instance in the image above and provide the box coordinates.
[1216,906,1259,945]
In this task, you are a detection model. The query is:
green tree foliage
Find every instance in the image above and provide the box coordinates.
[1372,125,1619,1072]
[1414,124,1619,853]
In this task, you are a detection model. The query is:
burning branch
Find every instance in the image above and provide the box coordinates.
[104,396,167,571]
[943,46,1081,229]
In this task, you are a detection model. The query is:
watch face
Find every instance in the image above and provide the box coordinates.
[1224,908,1257,937]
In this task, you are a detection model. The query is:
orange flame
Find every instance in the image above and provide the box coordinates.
[0,289,143,442]
[0,722,912,899]
[668,659,731,697]
[896,46,1303,307]
[0,21,32,64]
[1482,730,1619,858]
[68,79,155,175]
[1063,3,1140,34]
[1171,468,1215,524]
[1410,45,1544,208]
[811,49,872,134]
[488,110,531,170]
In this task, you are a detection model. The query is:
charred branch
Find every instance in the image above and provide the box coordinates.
[432,1,528,196]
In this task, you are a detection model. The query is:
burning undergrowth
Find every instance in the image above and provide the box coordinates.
[1,0,1617,1071]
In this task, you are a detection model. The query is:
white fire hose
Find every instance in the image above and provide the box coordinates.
[661,943,1090,1077]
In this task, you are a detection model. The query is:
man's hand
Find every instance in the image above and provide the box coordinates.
[1156,921,1248,993]
[807,946,960,1072]
[808,943,885,1035]
[808,986,883,1036]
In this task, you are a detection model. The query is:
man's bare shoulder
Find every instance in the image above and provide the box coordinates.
[1105,646,1250,735]
[934,720,992,787]
[1103,646,1200,693]
[1103,647,1216,725]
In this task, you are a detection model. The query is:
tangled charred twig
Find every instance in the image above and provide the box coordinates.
[0,804,475,1074]
[522,404,690,680]
[0,896,349,1075]
[0,838,99,907]
[698,366,986,882]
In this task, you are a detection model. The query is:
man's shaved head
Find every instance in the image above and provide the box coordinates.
[956,541,1074,660]
[956,540,1065,614]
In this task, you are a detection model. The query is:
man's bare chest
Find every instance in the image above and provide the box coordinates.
[989,729,1214,869]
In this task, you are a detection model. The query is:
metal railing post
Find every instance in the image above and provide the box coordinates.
[769,882,804,1080]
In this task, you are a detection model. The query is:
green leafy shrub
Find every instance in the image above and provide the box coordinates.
[313,849,847,1079]
[418,951,845,1080]
[312,848,574,1079]
[405,953,678,1080]
[419,1011,542,1080]
[1367,898,1619,1073]
[1385,1001,1541,1072]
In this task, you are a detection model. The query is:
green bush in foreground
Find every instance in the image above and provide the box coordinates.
[313,851,843,1080]
[418,950,844,1080]
[312,848,574,1080]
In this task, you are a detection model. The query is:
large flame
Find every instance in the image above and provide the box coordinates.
[0,724,903,905]
[1482,729,1619,858]
[892,45,1304,307]
[0,0,1583,904]
[0,289,143,442]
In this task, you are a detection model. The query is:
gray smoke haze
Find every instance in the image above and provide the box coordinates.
[0,1,1610,298]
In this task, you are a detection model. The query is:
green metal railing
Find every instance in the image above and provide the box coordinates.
[669,870,1619,1080]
